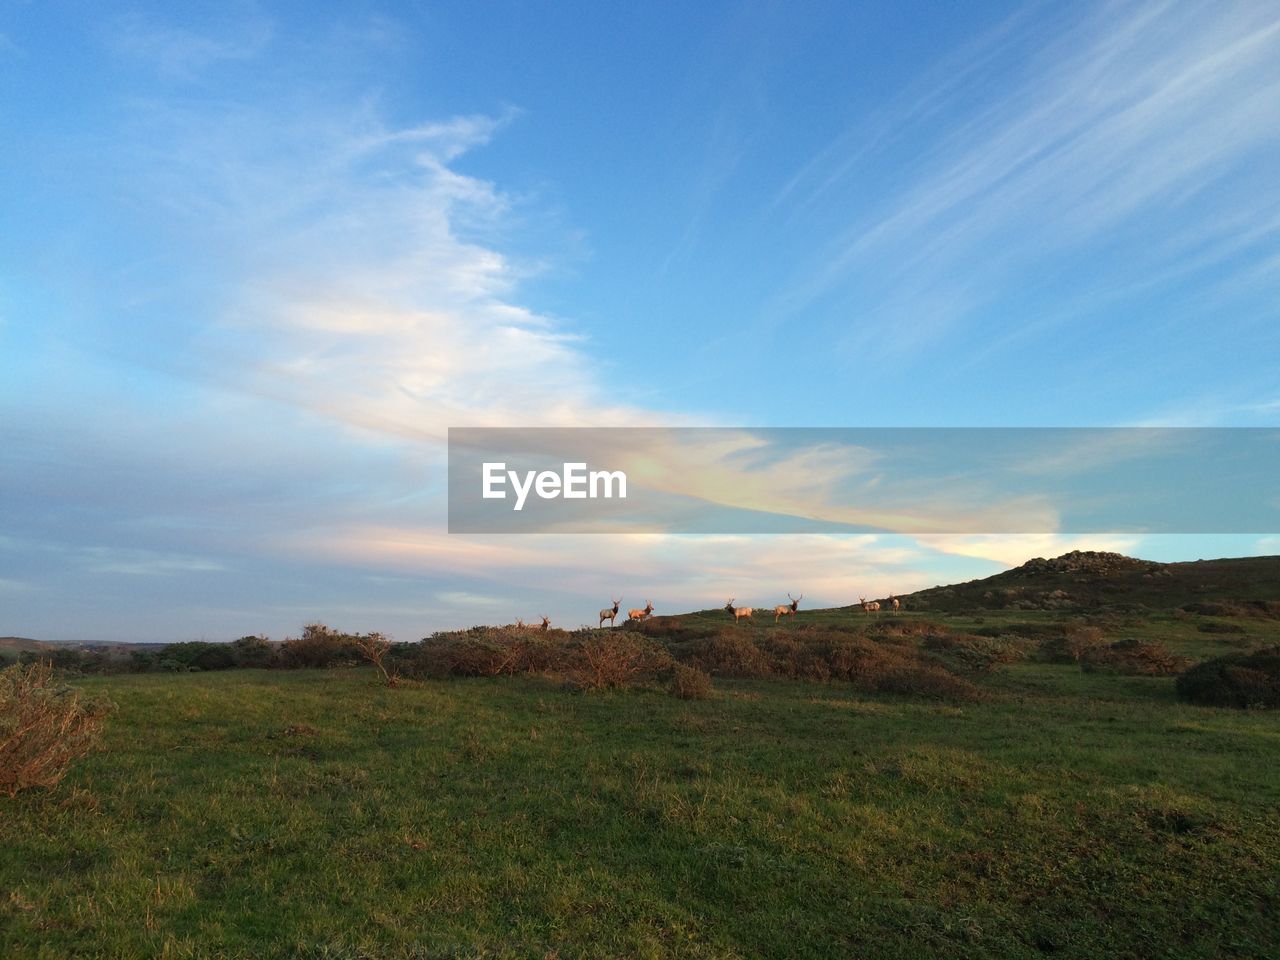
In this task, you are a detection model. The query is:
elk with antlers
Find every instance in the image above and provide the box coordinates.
[860,597,881,613]
[725,599,754,623]
[599,597,622,628]
[773,592,803,624]
[628,600,655,622]
[538,615,551,631]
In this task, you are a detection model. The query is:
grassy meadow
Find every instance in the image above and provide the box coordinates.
[4,605,1280,959]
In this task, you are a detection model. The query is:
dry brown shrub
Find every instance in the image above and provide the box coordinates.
[1040,624,1106,664]
[0,660,111,797]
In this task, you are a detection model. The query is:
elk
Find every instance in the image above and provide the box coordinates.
[773,592,803,624]
[889,595,901,612]
[860,597,881,613]
[538,615,551,631]
[599,596,622,628]
[628,600,655,622]
[725,599,754,623]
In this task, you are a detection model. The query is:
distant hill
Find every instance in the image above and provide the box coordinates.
[0,636,56,662]
[902,551,1280,615]
[0,636,53,652]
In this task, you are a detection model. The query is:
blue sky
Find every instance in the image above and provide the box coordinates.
[2,1,1279,642]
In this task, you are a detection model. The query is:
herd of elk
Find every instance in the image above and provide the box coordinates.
[628,600,655,623]
[773,592,803,623]
[519,591,900,630]
[514,616,552,631]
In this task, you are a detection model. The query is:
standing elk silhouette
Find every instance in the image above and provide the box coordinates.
[773,592,803,624]
[599,597,622,628]
[628,600,654,622]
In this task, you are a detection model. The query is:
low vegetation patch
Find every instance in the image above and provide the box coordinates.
[1181,600,1280,619]
[1080,638,1192,676]
[688,626,983,701]
[1176,647,1280,708]
[924,633,1036,671]
[0,660,111,796]
[1198,621,1246,634]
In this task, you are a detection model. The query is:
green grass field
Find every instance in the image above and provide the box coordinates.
[4,611,1280,959]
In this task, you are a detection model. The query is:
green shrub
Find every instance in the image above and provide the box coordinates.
[0,661,111,796]
[1176,647,1280,708]
[566,633,673,691]
[156,641,236,672]
[230,635,278,668]
[687,625,982,702]
[689,630,772,677]
[18,647,109,674]
[670,664,714,700]
[279,624,362,669]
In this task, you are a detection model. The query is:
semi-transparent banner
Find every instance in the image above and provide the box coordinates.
[447,427,1279,534]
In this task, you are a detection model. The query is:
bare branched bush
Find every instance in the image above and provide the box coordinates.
[353,632,399,687]
[0,661,111,797]
[1040,624,1106,664]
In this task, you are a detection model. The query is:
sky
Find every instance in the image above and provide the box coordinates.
[2,0,1279,642]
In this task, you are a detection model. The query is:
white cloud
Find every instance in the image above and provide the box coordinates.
[118,101,670,440]
[79,548,226,577]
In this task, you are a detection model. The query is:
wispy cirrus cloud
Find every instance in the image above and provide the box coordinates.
[105,12,274,79]
[771,0,1280,361]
